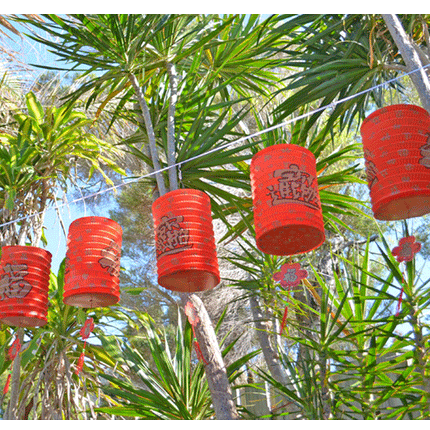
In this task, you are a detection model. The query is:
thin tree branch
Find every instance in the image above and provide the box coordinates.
[128,73,167,196]
[166,62,179,191]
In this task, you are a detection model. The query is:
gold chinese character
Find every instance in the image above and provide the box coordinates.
[99,241,121,277]
[0,263,33,300]
[156,215,193,257]
[267,164,319,209]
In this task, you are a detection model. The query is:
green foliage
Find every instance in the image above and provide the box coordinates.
[0,90,125,245]
[0,260,127,419]
[247,228,430,420]
[4,14,430,420]
[96,311,258,419]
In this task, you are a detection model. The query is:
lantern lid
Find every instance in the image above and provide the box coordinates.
[361,104,430,134]
[250,144,315,167]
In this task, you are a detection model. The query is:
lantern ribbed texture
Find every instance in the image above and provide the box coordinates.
[361,104,430,220]
[152,189,220,293]
[250,144,325,256]
[64,216,122,308]
[0,246,52,327]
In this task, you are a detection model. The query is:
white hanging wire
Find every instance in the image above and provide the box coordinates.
[1,62,430,231]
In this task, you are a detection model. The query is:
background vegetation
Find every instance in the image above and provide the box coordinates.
[0,14,430,420]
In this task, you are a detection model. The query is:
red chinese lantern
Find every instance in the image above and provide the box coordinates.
[0,245,52,327]
[152,189,220,293]
[361,104,430,220]
[64,216,122,308]
[250,144,325,256]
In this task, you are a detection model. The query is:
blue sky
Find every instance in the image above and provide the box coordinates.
[1,21,117,272]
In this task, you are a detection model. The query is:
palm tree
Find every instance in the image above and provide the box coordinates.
[0,89,125,419]
[271,14,430,129]
[0,90,125,248]
[16,13,290,419]
[12,13,430,419]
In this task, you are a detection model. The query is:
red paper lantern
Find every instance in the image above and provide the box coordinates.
[361,104,430,220]
[0,246,52,327]
[152,189,220,293]
[250,144,325,256]
[64,216,122,308]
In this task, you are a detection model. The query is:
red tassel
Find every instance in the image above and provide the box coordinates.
[75,352,85,376]
[279,285,292,335]
[193,340,208,365]
[3,373,11,395]
[185,301,207,365]
[279,305,289,335]
[75,341,87,376]
[396,287,404,317]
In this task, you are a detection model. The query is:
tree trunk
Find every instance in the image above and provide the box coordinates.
[249,293,289,387]
[181,293,239,419]
[4,328,24,420]
[382,14,430,113]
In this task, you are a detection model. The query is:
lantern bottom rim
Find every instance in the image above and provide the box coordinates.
[0,314,47,327]
[373,192,430,221]
[256,224,325,256]
[158,269,220,293]
[63,292,120,308]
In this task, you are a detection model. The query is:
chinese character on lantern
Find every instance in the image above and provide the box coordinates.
[156,215,192,257]
[267,164,319,209]
[0,263,32,301]
[99,240,121,277]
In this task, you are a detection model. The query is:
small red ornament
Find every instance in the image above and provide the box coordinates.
[273,263,308,289]
[273,263,308,335]
[75,317,95,375]
[3,374,11,395]
[391,236,421,317]
[8,336,21,361]
[184,301,207,365]
[392,236,421,262]
[80,317,94,340]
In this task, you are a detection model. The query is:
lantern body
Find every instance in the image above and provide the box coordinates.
[361,104,430,220]
[0,246,52,327]
[152,189,220,293]
[64,216,122,308]
[250,144,325,256]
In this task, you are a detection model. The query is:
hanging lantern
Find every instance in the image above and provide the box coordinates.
[152,189,220,293]
[64,216,122,308]
[250,144,325,256]
[0,246,52,327]
[361,104,430,220]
